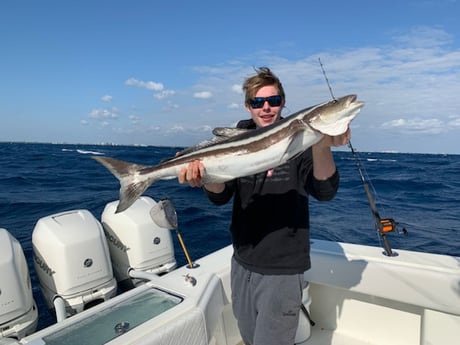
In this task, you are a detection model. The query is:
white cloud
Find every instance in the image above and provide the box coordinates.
[125,78,164,91]
[232,84,242,94]
[166,100,179,109]
[91,26,459,153]
[155,89,176,100]
[199,125,213,132]
[169,125,185,133]
[392,26,453,48]
[89,108,119,120]
[101,95,112,103]
[381,118,445,134]
[128,114,140,124]
[227,103,240,109]
[194,91,213,99]
[447,117,460,128]
[125,77,176,100]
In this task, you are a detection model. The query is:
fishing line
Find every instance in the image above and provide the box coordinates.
[348,141,385,214]
[318,57,336,101]
[317,58,407,256]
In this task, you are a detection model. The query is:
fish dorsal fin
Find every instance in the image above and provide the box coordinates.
[163,136,227,160]
[212,127,250,138]
[166,127,251,160]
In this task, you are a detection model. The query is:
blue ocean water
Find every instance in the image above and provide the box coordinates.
[1,142,459,331]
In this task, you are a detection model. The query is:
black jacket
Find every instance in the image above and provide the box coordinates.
[205,119,339,274]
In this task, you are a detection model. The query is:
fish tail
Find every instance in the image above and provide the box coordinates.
[92,156,154,213]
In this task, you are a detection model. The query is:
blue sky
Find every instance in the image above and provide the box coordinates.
[1,0,459,154]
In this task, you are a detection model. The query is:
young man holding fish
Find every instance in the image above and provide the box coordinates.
[179,67,350,345]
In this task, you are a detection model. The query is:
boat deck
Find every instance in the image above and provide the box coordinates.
[235,331,374,345]
[307,330,371,345]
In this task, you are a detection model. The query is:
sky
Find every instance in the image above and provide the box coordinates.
[1,0,459,154]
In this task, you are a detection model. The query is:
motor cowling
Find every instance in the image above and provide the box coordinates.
[32,210,117,318]
[102,196,176,289]
[0,228,38,339]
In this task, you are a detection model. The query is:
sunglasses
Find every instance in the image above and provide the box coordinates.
[248,95,283,109]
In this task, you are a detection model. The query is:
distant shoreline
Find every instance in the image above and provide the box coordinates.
[0,141,457,156]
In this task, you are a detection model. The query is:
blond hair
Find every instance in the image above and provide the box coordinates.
[242,67,285,106]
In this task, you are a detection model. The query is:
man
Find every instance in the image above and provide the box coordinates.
[179,67,350,345]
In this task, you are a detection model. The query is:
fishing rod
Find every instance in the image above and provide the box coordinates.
[347,141,407,256]
[318,58,407,256]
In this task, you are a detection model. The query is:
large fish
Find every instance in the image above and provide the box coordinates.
[94,94,364,213]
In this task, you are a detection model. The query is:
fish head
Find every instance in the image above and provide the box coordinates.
[307,94,364,136]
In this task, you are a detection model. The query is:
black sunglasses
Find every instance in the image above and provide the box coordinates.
[248,95,283,109]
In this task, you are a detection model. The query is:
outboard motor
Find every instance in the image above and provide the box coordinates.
[0,228,38,339]
[32,210,117,320]
[102,196,176,289]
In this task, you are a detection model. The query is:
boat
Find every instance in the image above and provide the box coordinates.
[1,193,459,345]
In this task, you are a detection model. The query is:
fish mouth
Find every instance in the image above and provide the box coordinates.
[309,95,364,136]
[346,94,357,104]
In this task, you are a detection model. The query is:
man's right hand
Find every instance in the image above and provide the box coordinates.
[178,160,205,187]
[178,160,226,193]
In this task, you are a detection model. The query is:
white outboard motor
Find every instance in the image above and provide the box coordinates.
[0,228,38,339]
[32,210,117,319]
[102,196,176,289]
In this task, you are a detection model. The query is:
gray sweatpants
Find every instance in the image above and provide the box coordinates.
[231,257,306,345]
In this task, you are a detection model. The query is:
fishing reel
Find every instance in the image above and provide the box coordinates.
[377,218,408,236]
[375,217,408,257]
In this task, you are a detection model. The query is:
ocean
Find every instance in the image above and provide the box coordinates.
[1,142,459,331]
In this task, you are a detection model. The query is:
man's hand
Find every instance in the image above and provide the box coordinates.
[315,127,351,149]
[178,160,205,187]
[311,127,351,180]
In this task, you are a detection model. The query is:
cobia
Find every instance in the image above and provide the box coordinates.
[93,94,364,213]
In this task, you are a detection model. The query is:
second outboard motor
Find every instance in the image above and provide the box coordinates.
[0,228,38,339]
[32,210,117,320]
[102,196,176,289]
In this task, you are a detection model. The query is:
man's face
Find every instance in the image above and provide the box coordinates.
[246,85,284,128]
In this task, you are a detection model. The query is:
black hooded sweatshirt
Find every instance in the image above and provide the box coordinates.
[205,119,339,275]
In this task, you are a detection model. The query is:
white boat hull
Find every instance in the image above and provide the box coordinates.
[6,238,459,345]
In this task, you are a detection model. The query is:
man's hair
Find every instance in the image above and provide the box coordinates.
[242,67,285,106]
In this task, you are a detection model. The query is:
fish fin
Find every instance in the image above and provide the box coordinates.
[117,179,151,213]
[92,156,147,179]
[92,156,153,213]
[171,135,228,159]
[212,127,249,138]
[164,128,250,160]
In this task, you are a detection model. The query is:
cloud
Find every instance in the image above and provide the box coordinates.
[155,89,176,100]
[381,118,445,134]
[392,26,453,48]
[101,95,112,103]
[199,125,213,132]
[91,26,459,153]
[193,91,213,99]
[89,107,119,120]
[232,84,242,94]
[128,114,140,124]
[125,77,176,100]
[169,125,185,133]
[125,78,164,91]
[227,103,240,109]
[447,116,460,128]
